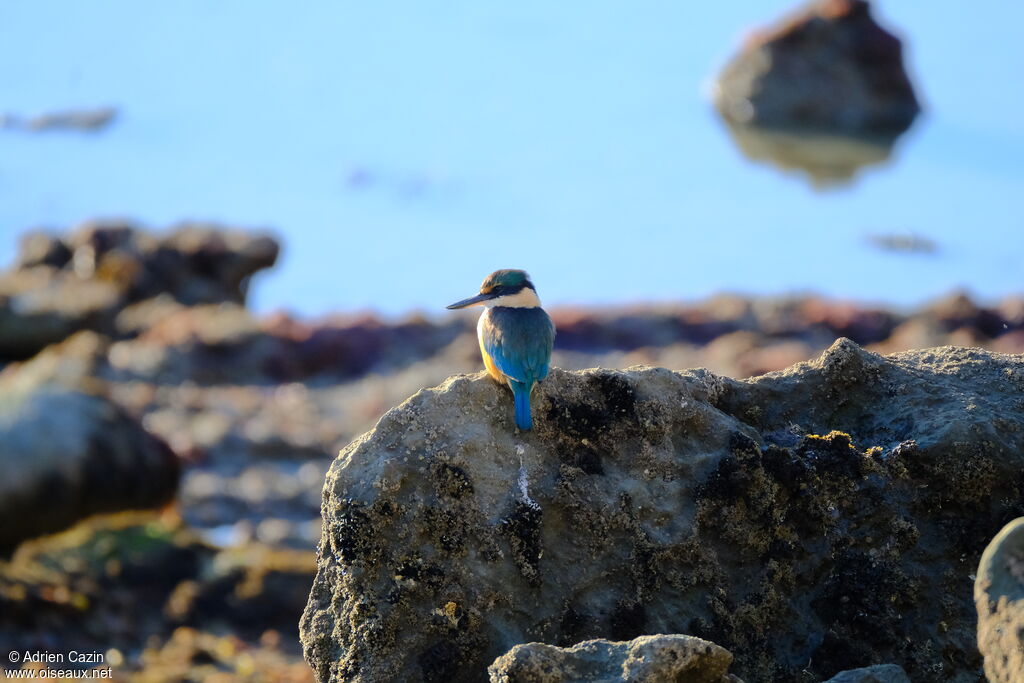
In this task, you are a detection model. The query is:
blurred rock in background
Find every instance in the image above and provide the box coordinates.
[0,348,179,555]
[0,106,118,133]
[1,219,279,359]
[713,0,920,186]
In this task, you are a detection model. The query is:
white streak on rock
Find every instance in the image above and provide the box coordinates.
[516,444,539,510]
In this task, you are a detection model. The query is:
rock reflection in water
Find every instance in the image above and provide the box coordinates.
[720,121,896,187]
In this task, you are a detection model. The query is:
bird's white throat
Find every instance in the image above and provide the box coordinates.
[485,288,541,308]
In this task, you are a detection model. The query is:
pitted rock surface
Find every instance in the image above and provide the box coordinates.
[301,340,1024,682]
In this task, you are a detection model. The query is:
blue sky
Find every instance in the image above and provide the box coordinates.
[1,1,1021,314]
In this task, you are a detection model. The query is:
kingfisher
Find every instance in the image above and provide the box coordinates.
[447,269,555,431]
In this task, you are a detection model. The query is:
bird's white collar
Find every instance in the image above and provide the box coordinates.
[485,288,541,308]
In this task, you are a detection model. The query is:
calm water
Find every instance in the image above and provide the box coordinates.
[1,1,1022,315]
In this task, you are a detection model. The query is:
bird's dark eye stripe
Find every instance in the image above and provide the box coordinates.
[487,282,533,297]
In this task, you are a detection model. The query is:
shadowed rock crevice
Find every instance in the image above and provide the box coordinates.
[301,340,1024,682]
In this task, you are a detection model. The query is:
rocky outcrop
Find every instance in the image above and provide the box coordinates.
[0,352,180,554]
[713,0,920,184]
[974,517,1024,682]
[300,340,1024,682]
[714,0,919,137]
[1,221,278,359]
[49,220,280,306]
[487,634,737,683]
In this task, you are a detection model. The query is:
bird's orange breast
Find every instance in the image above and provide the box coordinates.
[479,337,507,383]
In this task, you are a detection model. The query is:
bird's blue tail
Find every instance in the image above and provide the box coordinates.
[511,381,533,430]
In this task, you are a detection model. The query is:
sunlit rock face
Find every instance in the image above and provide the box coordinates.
[301,341,1024,682]
[713,0,920,186]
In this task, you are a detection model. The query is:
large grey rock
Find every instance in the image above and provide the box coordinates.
[974,517,1024,682]
[301,340,1023,682]
[822,664,910,682]
[0,351,180,554]
[487,634,737,683]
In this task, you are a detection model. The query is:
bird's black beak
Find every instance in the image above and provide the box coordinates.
[446,292,494,309]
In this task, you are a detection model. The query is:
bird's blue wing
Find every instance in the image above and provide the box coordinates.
[482,308,555,384]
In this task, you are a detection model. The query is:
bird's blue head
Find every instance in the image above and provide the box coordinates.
[447,269,540,309]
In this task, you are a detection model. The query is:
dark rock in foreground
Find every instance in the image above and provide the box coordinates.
[974,517,1024,682]
[301,340,1024,682]
[0,354,180,554]
[487,634,737,682]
